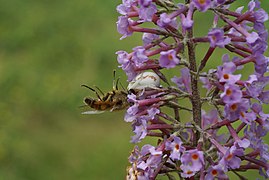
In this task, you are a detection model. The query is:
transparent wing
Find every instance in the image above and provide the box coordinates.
[81,110,105,115]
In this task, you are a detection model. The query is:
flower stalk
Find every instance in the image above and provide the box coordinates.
[116,0,269,179]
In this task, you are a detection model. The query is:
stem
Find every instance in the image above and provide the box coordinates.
[187,28,202,146]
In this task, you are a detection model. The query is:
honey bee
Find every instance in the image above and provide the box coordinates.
[81,70,129,114]
[81,71,161,114]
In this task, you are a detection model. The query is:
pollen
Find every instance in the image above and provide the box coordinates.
[187,170,193,175]
[168,54,173,60]
[175,144,180,150]
[198,0,206,4]
[223,74,229,79]
[226,153,233,160]
[211,169,218,176]
[230,103,238,111]
[191,153,199,160]
[240,111,245,118]
[226,88,232,96]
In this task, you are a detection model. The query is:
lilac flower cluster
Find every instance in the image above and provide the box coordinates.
[116,0,269,179]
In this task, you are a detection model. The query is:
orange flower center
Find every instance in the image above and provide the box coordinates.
[226,153,233,160]
[226,89,232,96]
[211,169,218,176]
[168,54,173,60]
[175,144,180,150]
[223,74,229,79]
[230,103,238,111]
[187,170,193,175]
[198,0,206,4]
[192,153,199,160]
[240,111,245,117]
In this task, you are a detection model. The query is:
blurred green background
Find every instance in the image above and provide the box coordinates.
[0,0,268,179]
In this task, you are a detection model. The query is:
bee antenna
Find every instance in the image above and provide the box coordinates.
[81,84,95,92]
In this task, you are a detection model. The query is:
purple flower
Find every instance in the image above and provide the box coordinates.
[142,33,159,45]
[138,0,152,7]
[239,111,256,124]
[157,13,178,29]
[117,0,136,15]
[171,67,191,93]
[181,149,204,171]
[132,46,149,67]
[131,117,148,143]
[245,77,269,101]
[219,145,244,170]
[202,109,219,129]
[116,16,134,39]
[159,49,180,69]
[192,0,211,12]
[116,50,137,81]
[205,165,228,180]
[165,136,185,161]
[246,31,260,44]
[147,107,160,120]
[208,28,231,48]
[254,9,269,23]
[180,4,194,30]
[224,98,250,121]
[138,4,157,22]
[217,62,241,84]
[220,84,243,104]
[180,165,196,178]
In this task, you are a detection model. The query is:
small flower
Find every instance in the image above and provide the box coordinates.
[180,4,194,30]
[220,145,244,170]
[142,33,159,45]
[116,16,134,39]
[131,117,148,143]
[180,165,196,178]
[192,0,211,12]
[147,107,160,120]
[159,49,180,69]
[239,111,256,124]
[132,46,149,67]
[116,50,137,81]
[220,84,243,104]
[224,98,250,121]
[157,13,178,29]
[205,165,228,180]
[217,62,241,84]
[202,109,219,129]
[138,0,152,7]
[208,28,231,48]
[171,67,191,93]
[246,32,260,44]
[165,136,185,161]
[138,3,157,22]
[181,149,204,171]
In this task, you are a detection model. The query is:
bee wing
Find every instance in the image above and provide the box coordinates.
[81,110,105,115]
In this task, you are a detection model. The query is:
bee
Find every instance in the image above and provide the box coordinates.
[81,71,160,114]
[81,70,129,114]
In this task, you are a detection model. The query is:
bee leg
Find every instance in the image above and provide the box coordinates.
[81,84,102,100]
[119,81,126,91]
[110,105,120,112]
[94,85,105,96]
[113,69,117,90]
